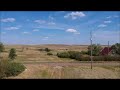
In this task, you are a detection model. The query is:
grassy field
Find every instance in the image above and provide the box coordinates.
[1,44,120,79]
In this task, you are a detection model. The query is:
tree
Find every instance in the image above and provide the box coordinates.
[8,48,17,60]
[88,44,102,56]
[111,43,120,55]
[0,42,5,52]
[44,48,51,52]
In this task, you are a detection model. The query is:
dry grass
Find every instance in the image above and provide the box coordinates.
[8,64,120,79]
[1,44,120,79]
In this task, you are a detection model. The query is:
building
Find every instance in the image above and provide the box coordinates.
[100,47,112,55]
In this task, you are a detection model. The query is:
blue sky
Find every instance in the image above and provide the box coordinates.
[0,11,120,45]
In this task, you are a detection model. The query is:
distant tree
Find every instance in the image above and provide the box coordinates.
[111,43,120,55]
[0,42,5,52]
[44,48,51,52]
[88,44,102,56]
[8,48,17,60]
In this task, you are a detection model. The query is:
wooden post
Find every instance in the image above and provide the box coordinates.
[90,31,93,69]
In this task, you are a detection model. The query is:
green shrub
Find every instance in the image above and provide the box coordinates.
[80,51,88,55]
[57,52,70,58]
[0,60,25,79]
[45,48,51,52]
[0,42,5,52]
[93,56,120,61]
[47,52,53,55]
[38,48,44,51]
[57,51,83,60]
[5,62,26,77]
[88,44,102,56]
[8,48,17,60]
[38,48,51,52]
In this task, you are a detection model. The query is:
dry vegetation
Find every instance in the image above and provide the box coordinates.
[1,44,120,79]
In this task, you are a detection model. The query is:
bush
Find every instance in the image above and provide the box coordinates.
[5,62,26,77]
[47,52,53,55]
[57,51,83,61]
[38,48,51,52]
[93,56,120,61]
[45,48,51,52]
[88,44,102,56]
[38,48,44,51]
[8,48,17,60]
[0,60,26,79]
[0,42,5,52]
[80,51,88,55]
[57,52,70,58]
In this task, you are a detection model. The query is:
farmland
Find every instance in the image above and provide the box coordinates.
[0,44,120,79]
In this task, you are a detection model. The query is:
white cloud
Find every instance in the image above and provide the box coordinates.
[1,18,15,22]
[49,16,54,20]
[42,37,49,40]
[98,24,107,27]
[74,32,80,35]
[104,20,112,23]
[4,27,19,30]
[34,20,46,24]
[23,32,30,34]
[64,12,85,20]
[33,29,39,32]
[114,15,119,18]
[26,19,30,21]
[66,29,77,33]
[106,16,111,18]
[1,32,6,34]
[44,37,48,39]
[93,30,119,44]
[48,22,56,25]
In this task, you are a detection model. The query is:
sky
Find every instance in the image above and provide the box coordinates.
[0,11,120,45]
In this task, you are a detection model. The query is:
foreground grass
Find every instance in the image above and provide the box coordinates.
[8,64,120,79]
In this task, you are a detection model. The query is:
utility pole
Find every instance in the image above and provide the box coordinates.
[119,28,120,44]
[90,31,93,69]
[108,41,109,55]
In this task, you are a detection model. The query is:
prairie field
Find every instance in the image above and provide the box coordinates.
[1,44,120,79]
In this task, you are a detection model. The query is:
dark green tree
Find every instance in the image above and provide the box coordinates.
[88,44,102,56]
[111,43,120,55]
[8,48,17,60]
[0,42,5,52]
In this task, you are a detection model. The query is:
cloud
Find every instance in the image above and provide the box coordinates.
[66,29,77,33]
[1,18,15,22]
[36,25,64,30]
[106,16,111,18]
[26,19,30,21]
[33,29,39,32]
[48,22,56,25]
[34,20,46,24]
[93,30,119,44]
[42,37,49,40]
[44,37,48,39]
[104,20,111,23]
[1,32,6,34]
[22,32,30,34]
[4,27,19,30]
[49,16,54,20]
[64,12,85,20]
[114,15,119,18]
[98,24,107,27]
[74,32,80,35]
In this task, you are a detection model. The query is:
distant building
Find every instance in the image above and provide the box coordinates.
[100,47,113,55]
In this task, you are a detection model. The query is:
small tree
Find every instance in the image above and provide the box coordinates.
[111,43,120,55]
[44,48,51,52]
[0,42,5,52]
[88,44,102,56]
[8,48,17,60]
